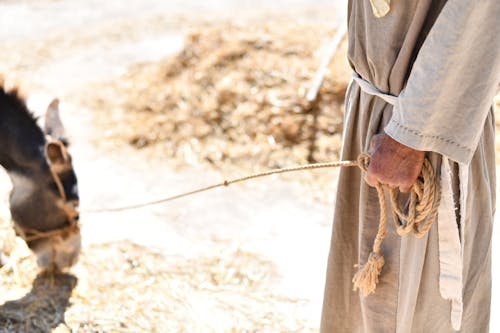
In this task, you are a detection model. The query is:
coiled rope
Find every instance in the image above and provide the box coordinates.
[352,153,440,296]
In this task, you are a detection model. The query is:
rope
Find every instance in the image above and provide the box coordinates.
[82,153,441,294]
[81,153,440,295]
[14,156,80,243]
[81,159,360,213]
[9,139,80,271]
[14,216,79,243]
[352,153,441,296]
[49,164,67,202]
[13,168,80,270]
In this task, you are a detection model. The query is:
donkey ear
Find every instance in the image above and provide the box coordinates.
[44,98,68,144]
[46,141,69,165]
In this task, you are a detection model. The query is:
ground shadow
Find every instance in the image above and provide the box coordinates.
[0,272,77,333]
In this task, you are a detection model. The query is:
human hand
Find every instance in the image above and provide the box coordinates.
[365,133,425,193]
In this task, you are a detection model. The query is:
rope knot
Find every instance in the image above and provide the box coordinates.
[357,153,371,172]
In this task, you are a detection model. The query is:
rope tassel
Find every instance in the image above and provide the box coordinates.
[352,179,388,296]
[352,252,385,296]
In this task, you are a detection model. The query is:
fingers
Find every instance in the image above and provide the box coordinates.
[399,183,412,193]
[366,159,417,191]
[366,167,413,192]
[365,167,379,187]
[365,134,384,187]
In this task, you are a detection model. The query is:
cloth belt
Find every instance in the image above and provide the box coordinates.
[351,71,465,331]
[351,72,398,105]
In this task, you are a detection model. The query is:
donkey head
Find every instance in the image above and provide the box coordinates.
[7,98,80,270]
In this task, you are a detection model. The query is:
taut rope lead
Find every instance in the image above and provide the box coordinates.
[82,154,440,295]
[81,159,360,213]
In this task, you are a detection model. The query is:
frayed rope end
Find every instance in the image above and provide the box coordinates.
[352,252,385,296]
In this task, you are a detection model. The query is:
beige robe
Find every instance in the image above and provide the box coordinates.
[321,0,499,332]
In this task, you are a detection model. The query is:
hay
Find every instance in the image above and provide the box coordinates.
[76,20,352,205]
[1,213,316,332]
[65,243,314,333]
[82,20,350,174]
[1,181,314,332]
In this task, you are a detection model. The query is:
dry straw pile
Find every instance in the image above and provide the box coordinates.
[88,21,351,172]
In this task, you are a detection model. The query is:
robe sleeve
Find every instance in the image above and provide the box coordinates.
[384,0,500,164]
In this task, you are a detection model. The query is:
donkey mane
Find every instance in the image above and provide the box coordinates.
[0,81,47,171]
[0,84,44,140]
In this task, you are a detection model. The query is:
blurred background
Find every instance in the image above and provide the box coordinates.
[0,1,497,332]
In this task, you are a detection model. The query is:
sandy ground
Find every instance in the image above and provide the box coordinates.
[0,0,498,332]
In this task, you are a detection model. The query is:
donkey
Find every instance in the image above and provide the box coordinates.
[0,81,80,270]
